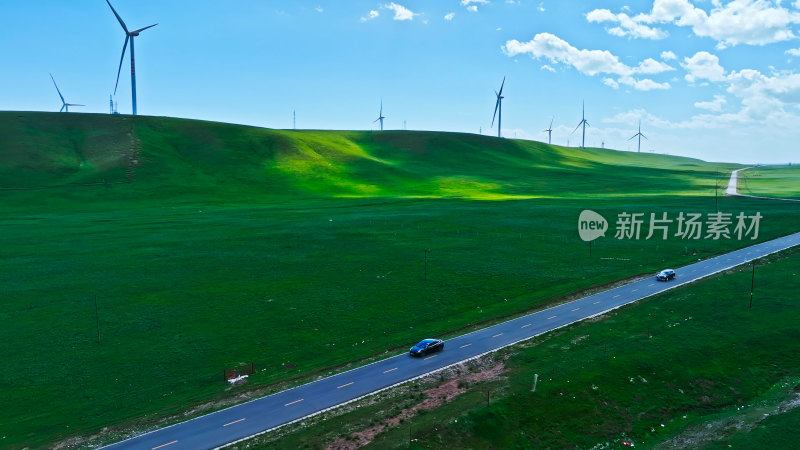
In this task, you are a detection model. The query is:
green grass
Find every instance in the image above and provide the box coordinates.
[737,165,800,199]
[257,248,800,449]
[0,112,795,448]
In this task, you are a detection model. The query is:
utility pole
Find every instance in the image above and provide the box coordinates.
[715,172,719,213]
[749,261,755,309]
[293,110,296,130]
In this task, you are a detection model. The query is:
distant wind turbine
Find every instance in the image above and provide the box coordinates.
[49,74,83,112]
[107,0,157,116]
[491,77,505,138]
[571,101,589,148]
[544,116,553,144]
[374,100,385,131]
[628,120,648,152]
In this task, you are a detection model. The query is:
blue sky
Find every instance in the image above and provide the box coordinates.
[3,0,800,163]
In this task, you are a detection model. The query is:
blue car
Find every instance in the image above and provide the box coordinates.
[656,269,676,281]
[409,339,444,357]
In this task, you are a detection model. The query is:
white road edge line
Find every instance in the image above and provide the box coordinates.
[218,232,799,450]
[102,232,800,450]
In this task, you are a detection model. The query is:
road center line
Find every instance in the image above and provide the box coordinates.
[424,355,437,360]
[593,301,601,304]
[632,289,638,292]
[571,308,580,312]
[648,283,655,287]
[284,399,304,407]
[492,333,503,338]
[521,324,532,328]
[337,382,354,389]
[460,343,472,348]
[547,315,557,320]
[152,441,178,450]
[383,367,397,373]
[223,418,246,427]
[613,295,620,298]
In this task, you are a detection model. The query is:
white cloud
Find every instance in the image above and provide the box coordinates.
[444,12,455,20]
[496,27,502,31]
[383,2,417,21]
[786,48,800,56]
[660,50,677,60]
[541,64,556,72]
[637,58,675,74]
[603,78,620,89]
[694,94,727,111]
[682,51,726,82]
[586,9,668,39]
[315,6,323,13]
[589,0,800,48]
[361,10,379,21]
[503,32,673,91]
[462,0,487,12]
[538,2,545,12]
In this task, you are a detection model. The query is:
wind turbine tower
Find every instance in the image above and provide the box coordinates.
[49,74,83,112]
[107,0,157,116]
[491,77,505,138]
[628,120,648,152]
[544,116,553,144]
[572,101,589,148]
[374,100,385,131]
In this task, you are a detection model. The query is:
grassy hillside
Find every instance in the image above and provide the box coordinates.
[737,165,800,199]
[1,111,737,203]
[0,112,796,448]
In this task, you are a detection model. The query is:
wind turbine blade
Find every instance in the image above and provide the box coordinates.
[106,0,129,34]
[114,36,129,95]
[498,76,505,96]
[549,116,554,129]
[67,103,85,107]
[628,134,637,141]
[132,23,158,34]
[642,133,648,140]
[49,73,65,103]
[60,104,65,112]
[571,121,582,135]
[491,98,500,127]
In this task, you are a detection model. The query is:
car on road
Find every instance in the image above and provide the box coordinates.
[656,269,676,281]
[409,338,444,357]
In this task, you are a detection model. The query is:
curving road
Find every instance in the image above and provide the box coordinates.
[727,166,800,202]
[105,230,800,450]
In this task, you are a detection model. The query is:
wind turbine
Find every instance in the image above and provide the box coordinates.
[491,77,505,138]
[49,74,83,112]
[374,100,385,131]
[628,120,647,152]
[543,116,553,144]
[106,0,157,116]
[571,101,589,148]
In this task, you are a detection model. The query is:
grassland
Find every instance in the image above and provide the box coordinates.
[256,248,800,449]
[0,112,797,448]
[737,165,800,199]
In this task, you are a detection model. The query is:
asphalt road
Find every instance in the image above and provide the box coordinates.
[105,231,800,450]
